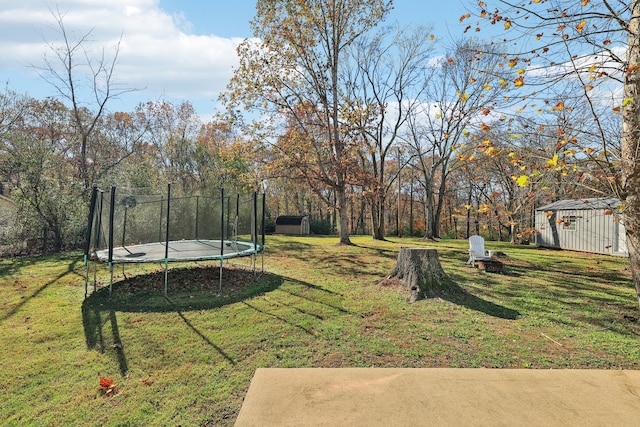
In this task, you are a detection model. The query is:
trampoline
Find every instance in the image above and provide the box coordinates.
[93,239,262,263]
[84,184,266,297]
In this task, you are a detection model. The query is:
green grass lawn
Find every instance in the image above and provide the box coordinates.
[1,235,638,426]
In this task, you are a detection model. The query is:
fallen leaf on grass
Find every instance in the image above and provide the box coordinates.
[98,377,117,397]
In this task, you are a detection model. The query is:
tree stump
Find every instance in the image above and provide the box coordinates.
[386,247,461,302]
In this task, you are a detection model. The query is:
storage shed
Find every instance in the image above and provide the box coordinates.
[534,197,627,256]
[275,215,310,235]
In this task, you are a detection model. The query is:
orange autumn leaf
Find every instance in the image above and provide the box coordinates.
[576,21,586,32]
[554,101,565,110]
[480,123,491,131]
[98,377,117,397]
[581,0,590,6]
[514,76,525,87]
[460,13,471,23]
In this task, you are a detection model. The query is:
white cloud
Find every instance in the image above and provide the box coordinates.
[0,0,252,115]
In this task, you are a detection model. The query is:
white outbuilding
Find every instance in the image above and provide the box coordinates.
[534,197,628,256]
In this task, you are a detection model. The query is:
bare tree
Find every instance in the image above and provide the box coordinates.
[33,9,136,189]
[346,24,435,240]
[404,38,510,239]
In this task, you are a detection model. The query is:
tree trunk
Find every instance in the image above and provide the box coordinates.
[335,186,352,245]
[622,0,640,310]
[386,247,462,302]
[370,194,385,240]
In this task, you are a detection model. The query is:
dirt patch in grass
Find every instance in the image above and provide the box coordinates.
[86,265,282,312]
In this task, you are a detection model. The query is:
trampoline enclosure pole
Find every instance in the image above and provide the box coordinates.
[108,186,116,297]
[219,188,225,293]
[195,195,199,240]
[84,186,98,297]
[262,192,266,273]
[94,191,104,293]
[253,192,258,249]
[164,183,171,297]
[220,188,225,255]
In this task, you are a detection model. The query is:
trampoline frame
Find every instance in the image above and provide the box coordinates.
[84,184,266,297]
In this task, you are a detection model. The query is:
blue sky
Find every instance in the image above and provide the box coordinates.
[0,0,473,118]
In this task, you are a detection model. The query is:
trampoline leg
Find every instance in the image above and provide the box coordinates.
[164,259,169,297]
[218,258,223,294]
[109,263,114,298]
[84,255,89,298]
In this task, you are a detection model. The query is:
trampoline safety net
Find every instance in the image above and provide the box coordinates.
[85,185,265,264]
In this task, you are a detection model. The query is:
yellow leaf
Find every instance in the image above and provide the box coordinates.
[504,21,511,30]
[622,97,634,107]
[515,175,530,187]
[464,204,472,210]
[576,21,586,33]
[508,151,517,157]
[546,154,558,167]
[517,68,525,75]
[581,0,590,5]
[514,76,525,87]
[510,134,522,139]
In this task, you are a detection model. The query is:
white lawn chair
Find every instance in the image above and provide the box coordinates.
[467,235,494,266]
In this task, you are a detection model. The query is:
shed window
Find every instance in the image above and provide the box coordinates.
[562,215,577,230]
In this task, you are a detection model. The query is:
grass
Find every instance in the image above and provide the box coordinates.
[1,235,638,425]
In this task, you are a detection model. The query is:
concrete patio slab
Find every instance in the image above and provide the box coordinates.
[235,368,640,426]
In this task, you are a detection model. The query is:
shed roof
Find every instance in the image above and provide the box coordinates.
[536,197,621,211]
[275,215,307,225]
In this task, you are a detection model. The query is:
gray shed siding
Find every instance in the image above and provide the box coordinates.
[534,198,627,256]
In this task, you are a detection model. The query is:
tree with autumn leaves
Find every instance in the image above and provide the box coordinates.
[463,0,640,308]
[224,0,393,245]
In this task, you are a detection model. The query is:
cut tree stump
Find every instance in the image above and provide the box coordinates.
[386,247,462,302]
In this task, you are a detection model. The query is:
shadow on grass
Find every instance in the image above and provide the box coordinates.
[1,254,82,322]
[81,266,283,375]
[423,271,521,320]
[442,289,521,320]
